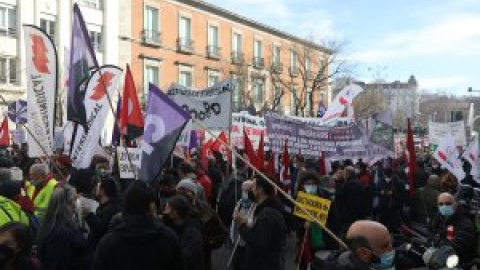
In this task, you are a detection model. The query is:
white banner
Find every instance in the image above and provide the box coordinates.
[11,130,26,144]
[71,66,123,168]
[176,119,192,148]
[322,84,363,123]
[433,133,465,180]
[117,147,141,179]
[23,25,57,157]
[167,79,232,130]
[231,112,268,150]
[428,121,466,147]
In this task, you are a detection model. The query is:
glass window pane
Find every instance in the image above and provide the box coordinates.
[179,17,190,39]
[0,8,6,29]
[9,58,16,83]
[0,58,6,83]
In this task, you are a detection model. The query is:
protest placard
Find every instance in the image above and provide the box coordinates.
[293,191,331,225]
[117,147,141,179]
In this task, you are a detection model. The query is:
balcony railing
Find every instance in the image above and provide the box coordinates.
[0,28,17,38]
[289,66,299,77]
[253,57,264,69]
[177,38,194,53]
[271,61,283,74]
[207,45,221,59]
[231,51,244,65]
[142,29,162,46]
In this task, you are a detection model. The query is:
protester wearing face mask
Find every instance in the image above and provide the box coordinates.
[295,171,328,270]
[430,192,476,264]
[229,180,255,270]
[0,222,40,270]
[315,220,399,270]
[24,164,59,218]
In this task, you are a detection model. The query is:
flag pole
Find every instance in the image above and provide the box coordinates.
[193,118,348,250]
[0,95,65,180]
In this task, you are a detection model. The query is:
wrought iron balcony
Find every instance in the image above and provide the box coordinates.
[142,29,162,46]
[231,51,245,65]
[289,66,299,77]
[207,45,221,59]
[253,57,264,69]
[177,38,194,54]
[271,61,283,74]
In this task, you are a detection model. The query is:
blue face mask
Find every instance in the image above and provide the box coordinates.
[371,250,396,270]
[438,205,455,217]
[304,185,317,194]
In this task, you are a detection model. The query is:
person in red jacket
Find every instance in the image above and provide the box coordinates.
[192,159,213,204]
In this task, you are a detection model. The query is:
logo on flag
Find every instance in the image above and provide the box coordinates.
[90,71,114,101]
[31,34,50,74]
[7,100,27,124]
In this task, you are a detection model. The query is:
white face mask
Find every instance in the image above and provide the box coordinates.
[241,191,249,200]
[385,177,392,183]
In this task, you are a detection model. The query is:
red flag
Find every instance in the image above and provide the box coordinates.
[0,117,9,146]
[201,138,214,168]
[257,131,265,171]
[211,132,231,164]
[406,118,417,196]
[266,153,276,176]
[319,152,327,175]
[243,128,257,168]
[119,64,144,139]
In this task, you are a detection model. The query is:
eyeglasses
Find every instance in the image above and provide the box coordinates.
[438,202,453,206]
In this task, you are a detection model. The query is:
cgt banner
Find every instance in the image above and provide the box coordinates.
[231,112,268,150]
[293,191,331,225]
[23,25,57,157]
[429,121,466,147]
[167,79,232,131]
[265,112,365,157]
[71,66,123,168]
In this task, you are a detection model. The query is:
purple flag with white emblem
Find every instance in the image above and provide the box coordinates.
[140,84,190,183]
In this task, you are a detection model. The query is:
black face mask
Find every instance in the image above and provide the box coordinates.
[163,215,174,227]
[0,244,14,268]
[159,190,176,198]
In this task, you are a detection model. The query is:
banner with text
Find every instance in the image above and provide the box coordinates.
[117,147,141,179]
[293,191,331,225]
[231,112,268,150]
[167,79,232,131]
[265,112,366,157]
[433,133,466,180]
[429,121,466,147]
[71,66,123,168]
[23,25,57,157]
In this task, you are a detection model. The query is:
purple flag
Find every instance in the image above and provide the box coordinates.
[140,83,190,183]
[189,130,198,151]
[67,3,99,125]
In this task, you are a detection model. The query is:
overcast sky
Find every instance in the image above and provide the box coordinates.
[206,0,480,95]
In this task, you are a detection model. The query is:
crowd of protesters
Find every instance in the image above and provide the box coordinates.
[0,145,478,270]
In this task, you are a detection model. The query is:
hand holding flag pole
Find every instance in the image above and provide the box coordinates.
[192,118,348,250]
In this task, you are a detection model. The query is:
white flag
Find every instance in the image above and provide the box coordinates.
[23,25,57,157]
[462,136,480,182]
[434,133,466,180]
[322,84,363,123]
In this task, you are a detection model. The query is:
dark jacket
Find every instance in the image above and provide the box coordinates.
[92,215,183,270]
[239,197,286,270]
[85,198,122,246]
[411,184,440,224]
[167,217,205,270]
[430,211,477,264]
[37,223,88,270]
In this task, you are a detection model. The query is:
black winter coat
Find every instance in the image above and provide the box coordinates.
[167,217,205,270]
[92,215,183,270]
[430,212,477,264]
[239,197,286,270]
[85,198,122,247]
[37,223,88,270]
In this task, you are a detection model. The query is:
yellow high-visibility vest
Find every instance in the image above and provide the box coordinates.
[0,196,29,226]
[25,178,58,217]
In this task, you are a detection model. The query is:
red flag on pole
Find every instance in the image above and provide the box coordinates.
[119,64,144,139]
[319,152,327,175]
[201,138,214,168]
[266,153,276,176]
[211,131,231,164]
[406,118,417,196]
[257,131,265,171]
[243,128,257,168]
[0,117,9,146]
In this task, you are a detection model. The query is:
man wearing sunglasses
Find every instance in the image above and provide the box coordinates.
[430,192,477,264]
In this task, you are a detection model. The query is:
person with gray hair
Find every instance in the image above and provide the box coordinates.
[25,163,59,218]
[37,184,89,270]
